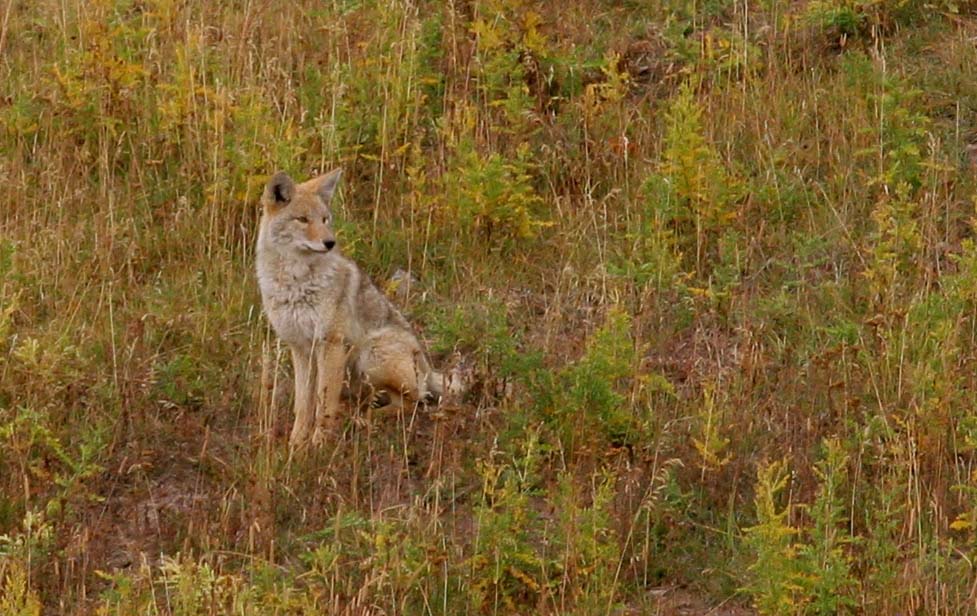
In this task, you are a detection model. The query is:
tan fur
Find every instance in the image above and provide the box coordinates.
[255,169,446,448]
[350,327,437,409]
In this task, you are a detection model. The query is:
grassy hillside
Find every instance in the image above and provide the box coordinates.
[3,0,977,613]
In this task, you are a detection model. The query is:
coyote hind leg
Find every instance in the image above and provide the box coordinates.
[362,353,425,408]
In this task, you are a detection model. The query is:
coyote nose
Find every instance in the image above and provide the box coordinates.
[324,240,336,251]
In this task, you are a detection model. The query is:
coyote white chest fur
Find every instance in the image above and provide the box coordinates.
[255,169,445,447]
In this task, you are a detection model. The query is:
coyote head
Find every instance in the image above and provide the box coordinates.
[260,169,343,256]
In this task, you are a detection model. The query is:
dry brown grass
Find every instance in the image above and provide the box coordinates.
[4,0,977,613]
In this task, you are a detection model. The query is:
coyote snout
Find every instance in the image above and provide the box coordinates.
[305,237,336,253]
[255,168,454,448]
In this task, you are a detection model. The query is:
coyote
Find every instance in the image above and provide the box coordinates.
[255,169,448,447]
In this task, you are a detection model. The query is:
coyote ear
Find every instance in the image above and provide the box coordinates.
[305,168,343,203]
[262,171,295,209]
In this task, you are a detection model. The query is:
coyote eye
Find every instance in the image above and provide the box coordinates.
[322,216,328,224]
[296,216,309,223]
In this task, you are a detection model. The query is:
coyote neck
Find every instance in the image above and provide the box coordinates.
[256,240,350,347]
[256,240,413,352]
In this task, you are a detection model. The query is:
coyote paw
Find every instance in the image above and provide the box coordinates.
[370,391,392,410]
[311,426,332,446]
[288,426,311,451]
[311,417,341,445]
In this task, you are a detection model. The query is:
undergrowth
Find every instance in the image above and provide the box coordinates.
[4,0,977,613]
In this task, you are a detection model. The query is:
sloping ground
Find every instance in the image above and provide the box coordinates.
[4,0,977,613]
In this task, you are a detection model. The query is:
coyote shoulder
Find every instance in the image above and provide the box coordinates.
[255,169,446,447]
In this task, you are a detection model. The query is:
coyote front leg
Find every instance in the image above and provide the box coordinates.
[312,332,347,443]
[289,344,315,447]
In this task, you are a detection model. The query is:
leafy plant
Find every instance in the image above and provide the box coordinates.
[555,308,641,451]
[0,561,41,616]
[440,139,547,245]
[797,439,858,614]
[553,471,622,613]
[692,384,731,478]
[742,459,805,614]
[659,80,741,274]
[469,430,549,612]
